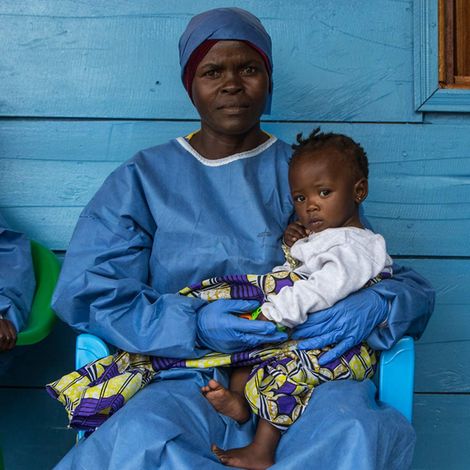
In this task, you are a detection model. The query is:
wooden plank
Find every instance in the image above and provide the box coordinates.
[0,0,420,122]
[0,388,75,469]
[415,303,470,393]
[405,259,470,394]
[0,159,118,206]
[412,394,470,470]
[2,118,470,163]
[0,119,198,162]
[0,207,81,250]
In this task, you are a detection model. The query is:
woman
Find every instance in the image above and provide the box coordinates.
[52,8,434,469]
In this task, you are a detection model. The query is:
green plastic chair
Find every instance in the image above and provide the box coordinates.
[0,242,59,470]
[16,241,60,346]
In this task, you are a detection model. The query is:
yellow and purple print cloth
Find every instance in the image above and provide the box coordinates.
[46,271,378,433]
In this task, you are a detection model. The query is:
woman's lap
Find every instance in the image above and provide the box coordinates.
[54,370,415,470]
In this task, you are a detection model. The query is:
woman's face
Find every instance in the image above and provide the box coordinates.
[191,41,270,138]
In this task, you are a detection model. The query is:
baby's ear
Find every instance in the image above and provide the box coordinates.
[354,178,368,203]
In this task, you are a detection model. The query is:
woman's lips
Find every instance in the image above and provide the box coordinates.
[218,102,250,112]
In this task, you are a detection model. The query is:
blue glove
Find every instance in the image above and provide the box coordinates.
[197,299,288,353]
[291,289,388,365]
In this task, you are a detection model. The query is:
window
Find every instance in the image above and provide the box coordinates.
[439,0,470,88]
[414,0,470,112]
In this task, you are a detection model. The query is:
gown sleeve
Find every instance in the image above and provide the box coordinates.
[0,216,35,332]
[360,210,435,349]
[365,263,435,349]
[51,160,206,357]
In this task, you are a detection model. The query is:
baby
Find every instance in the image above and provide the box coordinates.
[202,128,392,470]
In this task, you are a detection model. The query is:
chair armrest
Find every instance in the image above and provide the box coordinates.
[378,336,415,422]
[75,333,110,369]
[16,241,60,346]
[75,333,111,441]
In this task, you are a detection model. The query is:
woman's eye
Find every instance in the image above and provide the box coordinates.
[294,195,305,202]
[241,66,256,75]
[204,69,221,78]
[319,190,331,197]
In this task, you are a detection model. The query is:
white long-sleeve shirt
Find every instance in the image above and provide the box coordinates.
[261,227,393,328]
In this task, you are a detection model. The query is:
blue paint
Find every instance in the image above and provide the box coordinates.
[0,0,419,122]
[0,1,469,468]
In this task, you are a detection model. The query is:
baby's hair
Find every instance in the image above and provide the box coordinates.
[290,128,369,179]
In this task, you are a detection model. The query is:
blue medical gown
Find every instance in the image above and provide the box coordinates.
[0,214,35,333]
[53,136,433,469]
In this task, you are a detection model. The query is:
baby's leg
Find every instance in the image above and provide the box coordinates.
[201,366,251,423]
[212,418,281,470]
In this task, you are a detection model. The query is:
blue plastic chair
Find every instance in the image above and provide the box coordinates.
[378,336,415,421]
[75,334,415,439]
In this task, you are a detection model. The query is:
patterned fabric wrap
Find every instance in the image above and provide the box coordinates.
[46,271,381,432]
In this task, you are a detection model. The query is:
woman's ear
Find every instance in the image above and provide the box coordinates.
[354,178,368,203]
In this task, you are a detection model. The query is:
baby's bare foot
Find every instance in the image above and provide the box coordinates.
[212,443,274,470]
[201,379,250,423]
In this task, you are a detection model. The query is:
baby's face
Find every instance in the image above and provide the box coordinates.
[289,150,366,233]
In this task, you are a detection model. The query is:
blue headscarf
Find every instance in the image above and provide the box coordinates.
[178,7,273,114]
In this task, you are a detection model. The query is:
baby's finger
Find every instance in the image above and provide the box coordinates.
[290,223,308,237]
[293,222,309,236]
[285,225,305,241]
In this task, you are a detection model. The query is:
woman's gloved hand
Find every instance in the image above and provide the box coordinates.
[291,289,388,365]
[196,299,288,353]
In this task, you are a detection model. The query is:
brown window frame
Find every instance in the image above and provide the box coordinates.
[439,0,470,88]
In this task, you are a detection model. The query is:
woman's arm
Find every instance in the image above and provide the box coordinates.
[360,211,435,348]
[290,261,434,365]
[0,221,35,333]
[52,162,206,358]
[365,262,435,349]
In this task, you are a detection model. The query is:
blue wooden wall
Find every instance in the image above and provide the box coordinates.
[0,1,469,468]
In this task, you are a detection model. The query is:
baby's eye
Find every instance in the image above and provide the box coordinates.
[319,189,331,197]
[294,195,305,202]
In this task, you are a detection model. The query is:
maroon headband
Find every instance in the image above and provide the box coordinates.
[183,39,272,101]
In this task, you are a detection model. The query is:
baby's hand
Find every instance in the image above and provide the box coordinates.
[256,312,270,322]
[239,307,270,322]
[283,221,308,247]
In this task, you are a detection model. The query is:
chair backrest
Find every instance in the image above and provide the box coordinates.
[16,241,61,346]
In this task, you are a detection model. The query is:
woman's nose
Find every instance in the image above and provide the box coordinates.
[221,71,243,94]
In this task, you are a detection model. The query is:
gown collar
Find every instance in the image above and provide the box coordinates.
[176,133,277,167]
